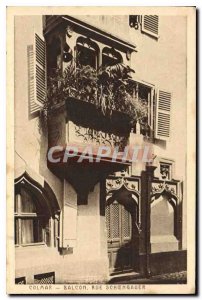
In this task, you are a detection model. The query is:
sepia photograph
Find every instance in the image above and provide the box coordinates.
[6,6,196,294]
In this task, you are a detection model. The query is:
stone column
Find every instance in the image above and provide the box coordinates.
[139,165,156,277]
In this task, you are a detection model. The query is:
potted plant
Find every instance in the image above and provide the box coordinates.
[42,62,149,135]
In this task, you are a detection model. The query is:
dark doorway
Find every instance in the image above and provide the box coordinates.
[106,198,136,274]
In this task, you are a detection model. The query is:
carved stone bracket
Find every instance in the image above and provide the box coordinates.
[65,25,74,38]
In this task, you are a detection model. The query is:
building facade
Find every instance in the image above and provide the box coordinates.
[14,14,187,284]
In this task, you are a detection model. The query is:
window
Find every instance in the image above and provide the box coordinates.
[15,188,50,246]
[129,15,141,30]
[76,37,99,69]
[34,272,55,284]
[15,277,26,284]
[129,79,154,137]
[102,47,122,67]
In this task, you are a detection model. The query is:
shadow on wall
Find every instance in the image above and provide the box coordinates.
[38,115,63,209]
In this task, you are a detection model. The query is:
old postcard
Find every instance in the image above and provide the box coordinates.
[7,6,196,294]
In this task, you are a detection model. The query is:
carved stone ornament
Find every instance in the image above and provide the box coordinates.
[160,163,170,180]
[74,125,128,150]
[66,25,74,37]
[106,177,141,233]
[106,177,139,193]
[151,181,178,203]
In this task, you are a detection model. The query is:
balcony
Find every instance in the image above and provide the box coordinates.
[46,62,152,174]
[43,17,152,188]
[47,94,150,204]
[45,67,153,202]
[47,97,131,167]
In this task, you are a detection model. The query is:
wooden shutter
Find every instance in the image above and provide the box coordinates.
[60,182,77,249]
[155,89,172,140]
[142,15,159,38]
[28,33,46,115]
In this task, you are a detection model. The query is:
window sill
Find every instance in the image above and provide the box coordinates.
[15,242,47,248]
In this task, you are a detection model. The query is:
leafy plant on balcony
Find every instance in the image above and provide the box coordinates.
[45,62,149,132]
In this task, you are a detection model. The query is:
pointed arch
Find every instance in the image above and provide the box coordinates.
[151,187,179,208]
[14,171,60,247]
[15,171,60,217]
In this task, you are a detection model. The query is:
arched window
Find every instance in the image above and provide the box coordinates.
[102,47,123,67]
[15,187,50,246]
[76,37,99,69]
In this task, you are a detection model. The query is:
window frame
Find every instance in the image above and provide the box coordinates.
[129,76,155,137]
[15,188,49,247]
